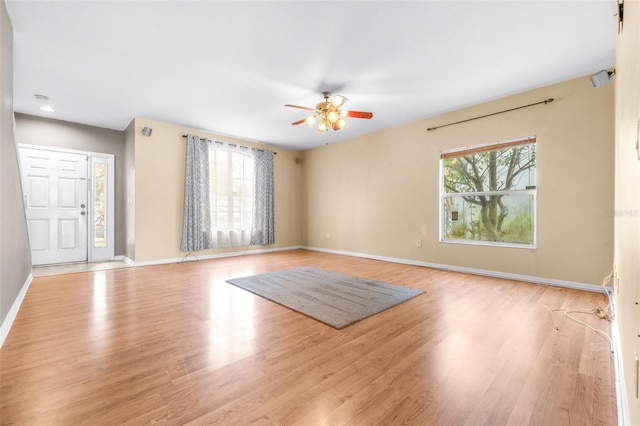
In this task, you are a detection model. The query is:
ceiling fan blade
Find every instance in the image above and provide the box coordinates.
[285,104,315,111]
[291,118,307,125]
[343,110,373,119]
[328,94,348,109]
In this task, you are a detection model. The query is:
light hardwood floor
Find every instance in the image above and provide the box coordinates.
[1,250,617,425]
[31,260,131,277]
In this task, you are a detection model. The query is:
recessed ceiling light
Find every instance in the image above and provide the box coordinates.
[40,105,55,112]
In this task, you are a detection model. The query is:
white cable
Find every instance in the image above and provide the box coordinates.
[179,251,199,263]
[544,271,615,353]
[563,310,614,352]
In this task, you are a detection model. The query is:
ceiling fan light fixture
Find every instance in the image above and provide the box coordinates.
[305,115,316,126]
[285,92,372,135]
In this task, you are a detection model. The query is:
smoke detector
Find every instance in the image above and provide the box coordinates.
[34,94,55,112]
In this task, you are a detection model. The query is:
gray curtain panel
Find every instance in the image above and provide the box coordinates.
[180,135,212,251]
[250,149,275,245]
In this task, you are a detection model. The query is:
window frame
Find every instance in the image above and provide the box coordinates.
[439,137,537,249]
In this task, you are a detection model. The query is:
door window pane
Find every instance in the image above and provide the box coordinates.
[94,163,106,248]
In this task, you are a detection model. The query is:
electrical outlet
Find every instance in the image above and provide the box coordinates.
[326,232,330,240]
[416,239,422,248]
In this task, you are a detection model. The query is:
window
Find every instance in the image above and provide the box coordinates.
[93,163,107,248]
[89,154,115,262]
[440,137,536,247]
[209,148,254,246]
[180,135,275,252]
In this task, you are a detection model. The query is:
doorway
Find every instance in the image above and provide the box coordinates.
[19,146,115,266]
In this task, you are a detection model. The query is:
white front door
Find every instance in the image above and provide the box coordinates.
[20,147,88,265]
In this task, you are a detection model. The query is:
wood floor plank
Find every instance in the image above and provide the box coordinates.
[0,249,617,425]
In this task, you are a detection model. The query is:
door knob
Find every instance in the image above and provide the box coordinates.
[80,211,86,216]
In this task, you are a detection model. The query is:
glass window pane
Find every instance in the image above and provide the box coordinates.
[443,194,534,244]
[444,144,536,193]
[231,153,243,178]
[94,163,106,248]
[216,177,228,195]
[244,159,254,179]
[215,151,228,176]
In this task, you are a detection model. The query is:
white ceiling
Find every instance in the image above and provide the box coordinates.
[6,1,615,151]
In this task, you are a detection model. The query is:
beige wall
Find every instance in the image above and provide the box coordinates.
[0,0,31,336]
[303,76,614,286]
[614,0,640,423]
[127,117,302,262]
[13,113,127,256]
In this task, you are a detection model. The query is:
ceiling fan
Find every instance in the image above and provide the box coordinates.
[285,91,373,134]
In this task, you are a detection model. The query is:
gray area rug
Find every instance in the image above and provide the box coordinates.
[226,266,422,329]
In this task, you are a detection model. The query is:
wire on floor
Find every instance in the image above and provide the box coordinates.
[544,271,615,353]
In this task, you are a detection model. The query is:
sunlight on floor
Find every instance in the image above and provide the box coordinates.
[32,260,131,277]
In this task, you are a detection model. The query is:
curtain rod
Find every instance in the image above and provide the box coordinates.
[181,134,277,154]
[426,98,554,132]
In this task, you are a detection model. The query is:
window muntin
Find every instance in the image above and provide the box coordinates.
[441,138,536,247]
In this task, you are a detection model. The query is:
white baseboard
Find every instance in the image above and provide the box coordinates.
[0,272,33,349]
[302,246,604,293]
[611,312,630,426]
[123,245,303,267]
